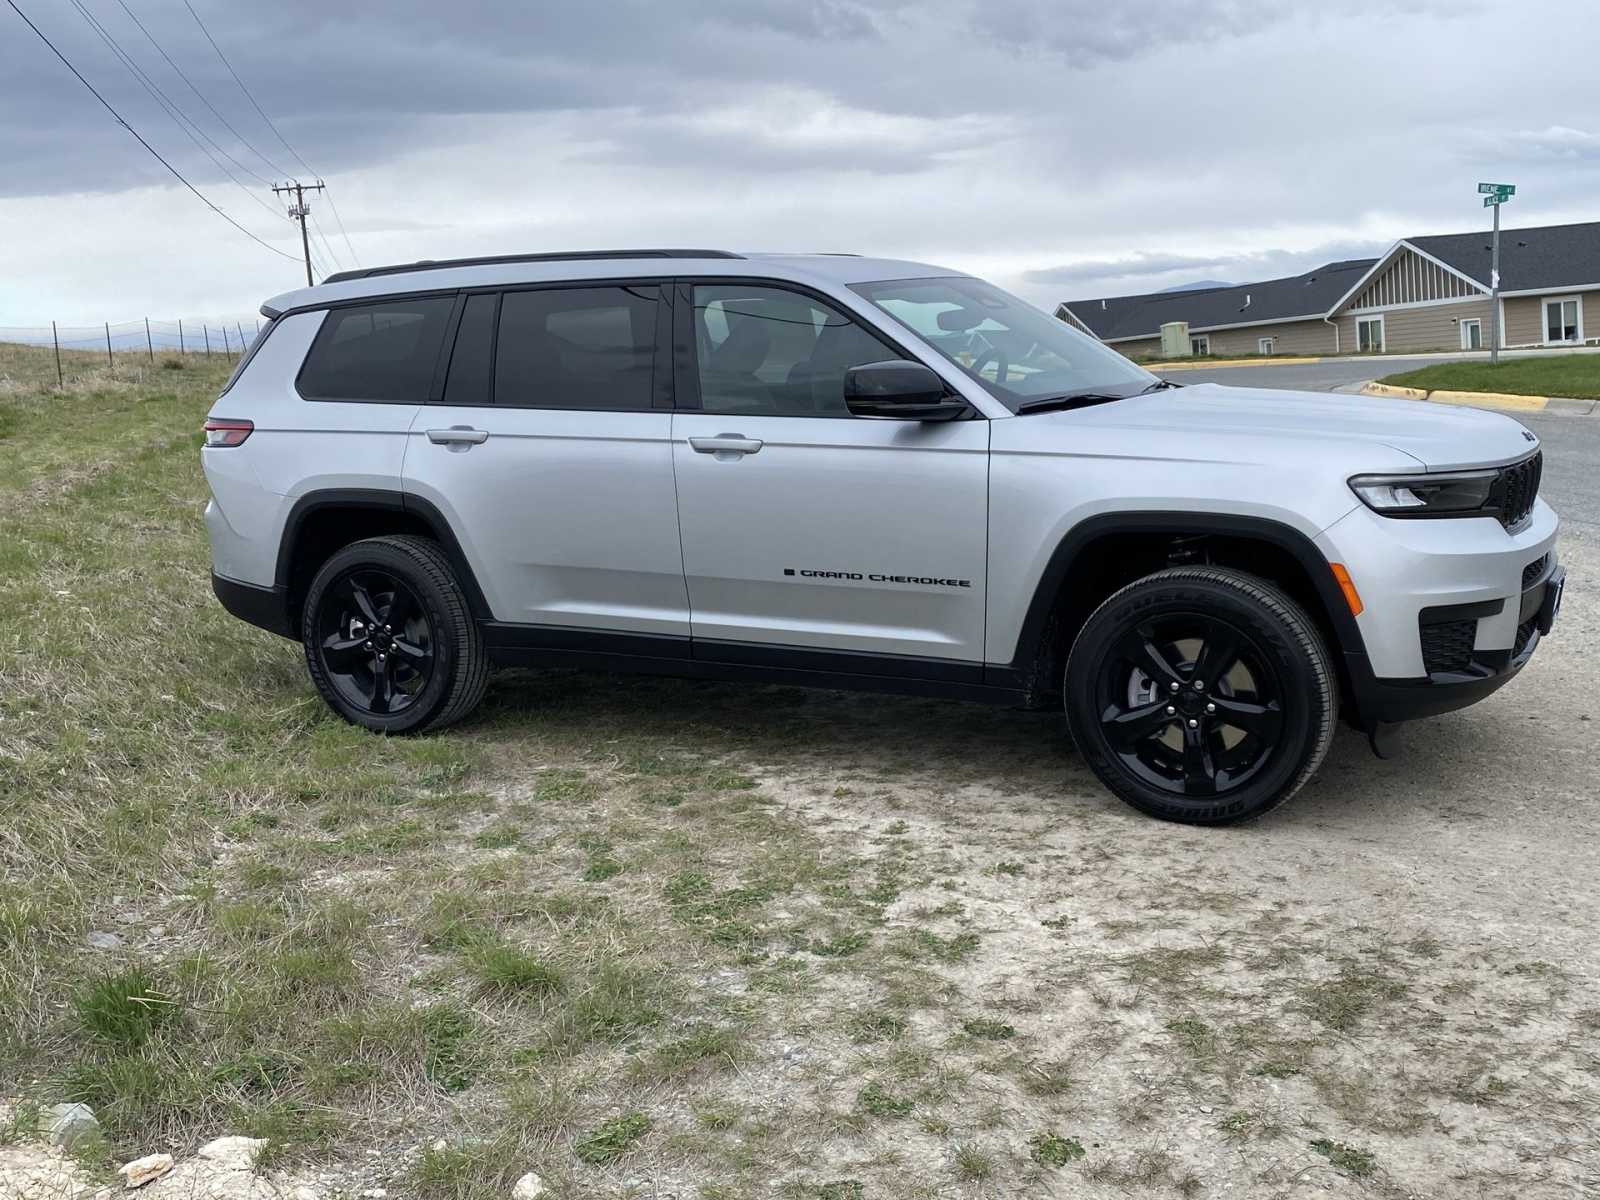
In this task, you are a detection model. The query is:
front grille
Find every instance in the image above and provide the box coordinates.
[1420,619,1476,675]
[1522,553,1551,589]
[1495,452,1542,530]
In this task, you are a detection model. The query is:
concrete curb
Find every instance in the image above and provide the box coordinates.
[1156,355,1323,370]
[1357,381,1597,416]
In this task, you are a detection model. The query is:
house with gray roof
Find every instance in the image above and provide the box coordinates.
[1056,219,1600,357]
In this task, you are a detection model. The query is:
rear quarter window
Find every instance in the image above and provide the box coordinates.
[297,297,455,403]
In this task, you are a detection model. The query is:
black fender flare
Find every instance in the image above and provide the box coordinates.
[274,488,493,622]
[992,510,1371,698]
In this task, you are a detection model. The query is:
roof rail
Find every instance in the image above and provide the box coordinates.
[321,249,743,284]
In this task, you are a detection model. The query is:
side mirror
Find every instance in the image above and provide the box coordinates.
[844,360,968,421]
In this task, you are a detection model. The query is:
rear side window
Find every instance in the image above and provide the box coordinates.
[494,286,656,409]
[442,293,498,407]
[298,297,454,403]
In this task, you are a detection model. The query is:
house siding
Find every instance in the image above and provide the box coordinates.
[1108,318,1337,359]
[1201,319,1336,356]
[1334,298,1494,353]
[1502,289,1600,346]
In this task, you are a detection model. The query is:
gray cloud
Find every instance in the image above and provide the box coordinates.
[1025,242,1391,299]
[1,0,1596,323]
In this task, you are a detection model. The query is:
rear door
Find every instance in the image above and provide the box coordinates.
[669,280,990,670]
[402,280,689,639]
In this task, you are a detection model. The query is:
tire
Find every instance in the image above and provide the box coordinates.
[301,535,489,734]
[1063,567,1336,825]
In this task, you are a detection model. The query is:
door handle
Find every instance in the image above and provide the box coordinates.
[426,426,489,446]
[688,434,763,456]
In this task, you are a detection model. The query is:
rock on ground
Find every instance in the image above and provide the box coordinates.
[119,1153,174,1188]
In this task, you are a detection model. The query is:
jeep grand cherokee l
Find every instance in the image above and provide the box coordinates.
[202,249,1563,824]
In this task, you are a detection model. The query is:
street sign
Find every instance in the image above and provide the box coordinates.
[1478,182,1516,195]
[1483,194,1512,207]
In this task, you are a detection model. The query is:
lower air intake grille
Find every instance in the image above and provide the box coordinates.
[1420,619,1476,675]
[1522,553,1550,589]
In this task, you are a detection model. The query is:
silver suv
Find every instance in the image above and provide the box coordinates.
[202,250,1563,824]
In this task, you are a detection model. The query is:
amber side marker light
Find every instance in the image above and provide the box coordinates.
[1330,563,1364,617]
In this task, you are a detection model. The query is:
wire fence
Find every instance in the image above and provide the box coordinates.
[0,317,262,391]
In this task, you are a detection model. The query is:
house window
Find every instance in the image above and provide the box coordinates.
[1544,297,1581,344]
[1356,315,1385,353]
[1190,335,1210,356]
[1460,318,1482,350]
[1257,337,1275,356]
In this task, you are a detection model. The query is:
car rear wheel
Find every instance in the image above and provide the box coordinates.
[302,535,489,734]
[1064,567,1336,824]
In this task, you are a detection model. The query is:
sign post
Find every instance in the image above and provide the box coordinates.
[1478,183,1515,364]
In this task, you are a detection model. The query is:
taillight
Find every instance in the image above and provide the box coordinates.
[203,418,253,447]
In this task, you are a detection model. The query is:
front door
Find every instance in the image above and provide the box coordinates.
[1460,319,1482,350]
[670,282,989,670]
[402,281,689,638]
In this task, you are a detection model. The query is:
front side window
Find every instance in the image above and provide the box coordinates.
[691,284,899,416]
[1190,335,1210,356]
[298,297,455,402]
[495,286,657,409]
[1357,316,1384,353]
[1544,298,1580,343]
[852,276,1155,412]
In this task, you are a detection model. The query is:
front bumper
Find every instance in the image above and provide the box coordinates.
[1318,499,1561,725]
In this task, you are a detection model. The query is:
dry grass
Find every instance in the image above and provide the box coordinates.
[2,362,1597,1198]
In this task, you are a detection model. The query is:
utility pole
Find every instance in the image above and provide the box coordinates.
[272,179,326,287]
[1477,182,1515,364]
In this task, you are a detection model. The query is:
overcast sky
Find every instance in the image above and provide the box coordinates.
[3,0,1598,327]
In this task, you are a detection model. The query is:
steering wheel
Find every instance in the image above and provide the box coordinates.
[968,346,1010,385]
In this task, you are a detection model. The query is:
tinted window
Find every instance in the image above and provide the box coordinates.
[298,298,454,403]
[495,286,657,409]
[442,293,497,407]
[692,285,898,416]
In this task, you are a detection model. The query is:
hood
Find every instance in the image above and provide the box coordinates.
[1033,382,1537,471]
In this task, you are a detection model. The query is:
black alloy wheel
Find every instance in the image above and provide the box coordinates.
[300,535,490,734]
[315,568,435,716]
[1096,613,1284,798]
[1064,567,1336,824]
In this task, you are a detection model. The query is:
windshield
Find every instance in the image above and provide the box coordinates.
[851,276,1156,412]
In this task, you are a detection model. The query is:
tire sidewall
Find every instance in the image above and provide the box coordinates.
[1065,576,1327,824]
[302,541,462,734]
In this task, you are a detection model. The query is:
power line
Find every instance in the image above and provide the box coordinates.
[65,0,287,229]
[309,209,343,273]
[183,0,314,176]
[112,0,289,181]
[321,188,360,267]
[182,0,359,269]
[5,0,299,263]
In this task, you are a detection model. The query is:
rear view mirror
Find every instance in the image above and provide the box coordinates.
[935,308,986,332]
[843,360,968,421]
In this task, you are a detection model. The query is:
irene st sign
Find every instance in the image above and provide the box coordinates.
[1478,182,1516,196]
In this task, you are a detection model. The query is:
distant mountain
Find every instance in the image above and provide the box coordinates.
[1158,279,1233,292]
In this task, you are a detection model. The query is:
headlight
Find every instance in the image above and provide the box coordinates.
[1348,469,1497,516]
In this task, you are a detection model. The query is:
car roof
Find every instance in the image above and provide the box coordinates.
[261,251,969,317]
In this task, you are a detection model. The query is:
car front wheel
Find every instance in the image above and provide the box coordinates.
[301,535,489,734]
[1064,567,1336,824]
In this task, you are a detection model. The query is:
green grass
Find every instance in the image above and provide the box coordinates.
[1,343,1588,1198]
[1379,352,1600,399]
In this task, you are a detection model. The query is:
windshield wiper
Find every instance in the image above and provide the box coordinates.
[1014,392,1128,415]
[1140,379,1181,392]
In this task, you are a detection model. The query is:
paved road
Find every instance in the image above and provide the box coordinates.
[1153,359,1600,531]
[1152,356,1438,393]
